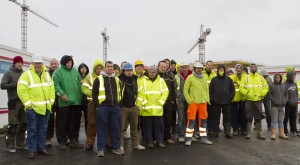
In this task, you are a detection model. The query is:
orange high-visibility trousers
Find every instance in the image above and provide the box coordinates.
[185,102,208,138]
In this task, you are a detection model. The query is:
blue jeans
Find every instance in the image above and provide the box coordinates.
[26,109,50,152]
[177,100,187,138]
[141,116,164,144]
[271,106,285,128]
[96,105,121,151]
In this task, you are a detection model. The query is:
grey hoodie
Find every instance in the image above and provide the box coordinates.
[269,74,288,107]
[1,66,24,101]
[284,71,298,106]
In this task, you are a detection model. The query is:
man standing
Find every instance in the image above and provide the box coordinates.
[158,60,176,144]
[82,59,103,150]
[174,62,192,142]
[209,64,235,139]
[260,69,272,130]
[119,63,145,151]
[78,63,89,133]
[170,60,177,75]
[92,61,124,157]
[229,64,247,136]
[53,55,83,149]
[137,66,169,148]
[184,61,212,145]
[240,63,269,140]
[1,56,26,152]
[46,58,59,147]
[17,55,55,159]
[283,71,299,136]
[202,60,216,135]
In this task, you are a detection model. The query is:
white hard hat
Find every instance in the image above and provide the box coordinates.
[180,62,189,66]
[193,61,203,68]
[32,55,43,63]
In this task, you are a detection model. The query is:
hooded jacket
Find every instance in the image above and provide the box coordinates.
[1,66,24,101]
[119,72,138,107]
[53,55,82,107]
[269,74,288,107]
[229,72,246,102]
[92,72,120,107]
[81,59,103,100]
[284,71,298,106]
[209,64,235,105]
[175,70,192,101]
[78,63,89,102]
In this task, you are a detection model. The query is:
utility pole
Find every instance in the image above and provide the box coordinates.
[101,28,109,63]
[187,24,211,65]
[9,0,59,51]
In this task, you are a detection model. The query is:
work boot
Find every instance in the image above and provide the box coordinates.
[178,137,185,143]
[69,139,84,148]
[28,152,35,159]
[6,143,16,153]
[133,145,145,150]
[165,139,174,144]
[185,140,191,146]
[245,122,252,139]
[97,150,104,157]
[147,143,154,149]
[279,128,289,139]
[158,143,166,148]
[112,149,125,155]
[45,139,52,147]
[270,128,276,140]
[86,144,93,150]
[59,142,68,150]
[191,137,197,142]
[256,123,266,140]
[199,136,212,145]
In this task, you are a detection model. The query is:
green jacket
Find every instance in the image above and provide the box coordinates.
[53,56,82,107]
[184,74,210,104]
[229,73,246,102]
[239,72,269,101]
[17,65,55,115]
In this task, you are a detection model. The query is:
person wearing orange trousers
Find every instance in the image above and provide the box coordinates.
[183,61,212,146]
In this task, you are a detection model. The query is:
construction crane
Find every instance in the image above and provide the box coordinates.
[101,28,110,63]
[9,0,59,51]
[187,24,211,64]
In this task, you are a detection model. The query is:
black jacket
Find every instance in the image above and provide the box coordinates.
[159,71,176,102]
[92,73,119,107]
[209,64,235,105]
[78,63,89,103]
[1,66,23,101]
[284,71,298,106]
[118,73,138,107]
[269,74,288,107]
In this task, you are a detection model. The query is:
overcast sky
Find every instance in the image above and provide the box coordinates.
[1,0,300,68]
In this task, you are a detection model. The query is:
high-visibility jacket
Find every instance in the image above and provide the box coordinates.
[297,80,300,99]
[97,75,122,105]
[134,70,145,87]
[203,69,216,86]
[81,59,103,100]
[136,75,169,116]
[239,72,269,101]
[17,64,55,115]
[229,73,246,102]
[184,74,210,105]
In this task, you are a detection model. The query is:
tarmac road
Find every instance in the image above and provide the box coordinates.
[0,122,300,165]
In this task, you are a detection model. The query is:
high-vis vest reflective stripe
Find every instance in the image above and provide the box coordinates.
[97,75,122,104]
[143,78,166,106]
[82,74,94,100]
[175,75,180,90]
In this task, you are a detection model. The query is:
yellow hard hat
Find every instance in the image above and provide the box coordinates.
[135,60,144,66]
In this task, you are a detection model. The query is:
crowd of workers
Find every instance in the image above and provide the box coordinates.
[1,55,300,159]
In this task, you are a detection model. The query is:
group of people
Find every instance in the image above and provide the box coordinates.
[1,55,300,159]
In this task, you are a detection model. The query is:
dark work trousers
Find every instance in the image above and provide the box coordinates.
[231,101,247,132]
[163,101,174,140]
[81,101,88,134]
[262,97,271,128]
[206,104,213,132]
[46,103,59,139]
[56,105,81,143]
[245,101,262,122]
[211,104,231,135]
[171,102,178,134]
[141,116,164,145]
[284,104,298,134]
